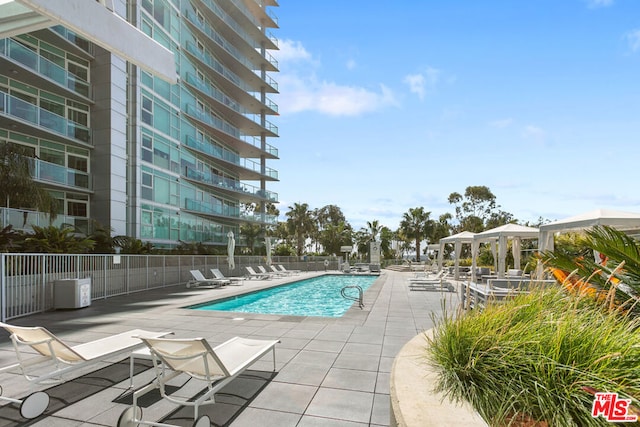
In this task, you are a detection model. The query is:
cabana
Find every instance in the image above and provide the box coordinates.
[537,209,640,276]
[472,224,540,282]
[438,231,476,280]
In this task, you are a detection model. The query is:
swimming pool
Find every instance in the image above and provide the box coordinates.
[189,274,378,317]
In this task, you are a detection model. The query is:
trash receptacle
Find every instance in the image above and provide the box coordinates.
[54,278,91,309]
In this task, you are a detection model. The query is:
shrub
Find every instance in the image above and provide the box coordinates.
[428,287,640,426]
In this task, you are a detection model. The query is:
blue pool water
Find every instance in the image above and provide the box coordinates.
[189,274,377,317]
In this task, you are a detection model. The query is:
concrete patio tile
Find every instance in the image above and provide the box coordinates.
[333,352,380,371]
[297,415,369,426]
[274,362,330,386]
[321,367,377,392]
[248,382,318,414]
[305,388,374,424]
[371,393,391,425]
[290,349,339,367]
[341,342,382,356]
[375,371,390,394]
[226,407,302,427]
[304,339,346,353]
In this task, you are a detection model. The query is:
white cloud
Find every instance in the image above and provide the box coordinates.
[403,67,443,100]
[275,39,312,63]
[489,118,514,129]
[522,125,547,145]
[587,0,614,8]
[626,29,640,52]
[279,74,398,116]
[274,40,398,116]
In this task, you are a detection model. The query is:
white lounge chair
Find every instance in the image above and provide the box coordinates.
[210,268,244,285]
[270,265,292,276]
[245,266,271,280]
[257,265,282,277]
[118,336,279,427]
[278,265,301,275]
[188,270,230,288]
[408,270,446,282]
[0,322,170,419]
[409,279,456,292]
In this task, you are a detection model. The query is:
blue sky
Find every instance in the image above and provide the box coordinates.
[269,0,640,231]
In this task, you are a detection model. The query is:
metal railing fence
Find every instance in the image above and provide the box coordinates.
[0,253,339,321]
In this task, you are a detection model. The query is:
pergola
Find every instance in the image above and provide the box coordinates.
[438,231,476,280]
[471,224,540,282]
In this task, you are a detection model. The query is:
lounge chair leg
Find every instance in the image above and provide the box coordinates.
[193,415,211,427]
[19,391,49,419]
[117,405,142,427]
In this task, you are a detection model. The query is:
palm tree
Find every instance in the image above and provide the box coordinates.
[285,202,313,256]
[0,143,57,223]
[240,223,263,255]
[398,207,432,262]
[540,225,640,316]
[366,220,383,242]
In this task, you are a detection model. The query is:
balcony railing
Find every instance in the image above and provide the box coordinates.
[185,72,278,135]
[184,135,278,179]
[0,92,90,144]
[0,207,90,234]
[30,158,90,190]
[184,199,277,224]
[0,38,90,98]
[183,165,278,202]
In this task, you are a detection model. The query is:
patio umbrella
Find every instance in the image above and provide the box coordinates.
[227,231,235,271]
[265,237,272,266]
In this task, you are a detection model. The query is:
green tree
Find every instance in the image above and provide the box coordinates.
[114,236,153,254]
[398,207,433,262]
[0,143,57,224]
[240,223,263,255]
[319,221,352,256]
[448,185,497,232]
[285,202,313,256]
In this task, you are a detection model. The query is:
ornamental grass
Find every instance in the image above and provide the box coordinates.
[427,287,640,426]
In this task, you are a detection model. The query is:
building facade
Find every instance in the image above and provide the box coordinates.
[0,0,279,249]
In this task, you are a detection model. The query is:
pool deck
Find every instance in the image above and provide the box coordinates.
[0,269,462,426]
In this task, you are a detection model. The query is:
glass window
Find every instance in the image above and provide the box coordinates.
[40,147,64,165]
[141,96,153,125]
[67,154,87,172]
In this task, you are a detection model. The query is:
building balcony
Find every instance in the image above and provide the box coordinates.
[30,158,91,191]
[184,72,278,136]
[184,10,277,73]
[183,135,278,181]
[184,198,277,225]
[199,0,277,50]
[183,104,277,159]
[0,92,91,145]
[0,206,90,235]
[0,38,91,102]
[184,40,277,94]
[183,165,278,203]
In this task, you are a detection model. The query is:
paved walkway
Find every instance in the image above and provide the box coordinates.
[0,270,461,426]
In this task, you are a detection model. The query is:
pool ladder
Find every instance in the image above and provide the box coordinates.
[341,285,364,309]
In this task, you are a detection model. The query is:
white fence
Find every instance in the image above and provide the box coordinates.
[0,253,338,321]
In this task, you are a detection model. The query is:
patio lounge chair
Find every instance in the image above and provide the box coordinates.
[187,270,230,288]
[245,266,271,280]
[0,322,170,419]
[258,265,283,277]
[408,270,446,282]
[408,276,455,292]
[270,265,293,276]
[210,268,244,285]
[118,336,279,427]
[278,265,301,275]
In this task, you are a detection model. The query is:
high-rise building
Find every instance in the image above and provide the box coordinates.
[0,0,279,249]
